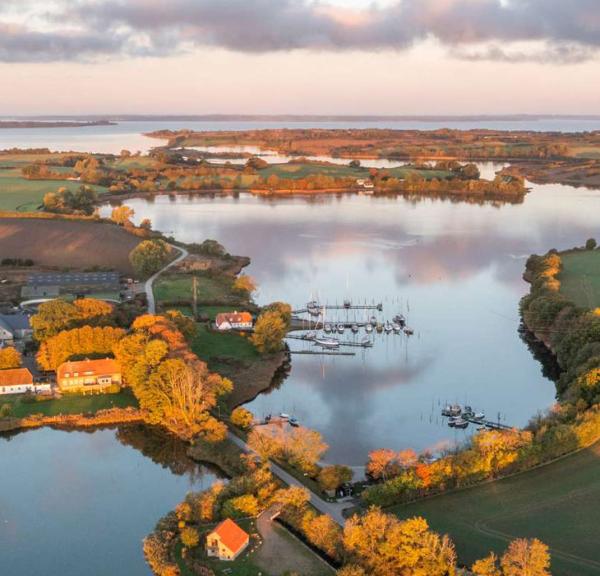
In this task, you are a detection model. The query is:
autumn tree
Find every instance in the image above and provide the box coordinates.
[31,298,113,342]
[129,239,172,277]
[500,539,551,576]
[343,508,457,576]
[302,511,343,560]
[233,274,256,297]
[231,406,254,429]
[472,553,501,576]
[222,494,259,518]
[273,486,311,512]
[318,465,353,492]
[262,301,292,329]
[37,325,125,371]
[251,310,287,354]
[111,205,135,225]
[0,347,22,369]
[366,448,398,480]
[180,527,199,548]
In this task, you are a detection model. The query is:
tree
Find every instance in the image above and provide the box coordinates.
[111,205,135,225]
[472,553,501,576]
[349,159,361,168]
[500,539,550,576]
[343,508,457,576]
[251,310,287,354]
[585,238,597,250]
[180,527,199,548]
[233,274,256,297]
[231,406,254,429]
[129,239,172,277]
[366,448,398,480]
[31,300,82,341]
[263,301,292,328]
[222,494,259,518]
[165,310,197,342]
[338,566,366,576]
[0,347,22,369]
[302,511,343,559]
[140,218,152,231]
[318,465,353,492]
[274,486,311,511]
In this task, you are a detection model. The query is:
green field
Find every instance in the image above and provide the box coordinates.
[154,273,236,304]
[391,442,600,576]
[1,390,138,418]
[0,167,108,211]
[559,250,600,309]
[192,324,259,365]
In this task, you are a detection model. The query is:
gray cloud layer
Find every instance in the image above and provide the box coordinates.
[1,0,599,62]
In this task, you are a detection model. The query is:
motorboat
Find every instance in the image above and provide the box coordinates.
[392,323,402,334]
[365,323,373,333]
[315,337,340,349]
[343,299,352,309]
[376,323,384,333]
[393,314,406,327]
[454,419,469,429]
[280,413,290,420]
[442,404,462,417]
[324,323,332,334]
[384,322,393,334]
[361,336,373,347]
[337,323,345,334]
[404,327,414,336]
[305,331,317,341]
[463,405,474,417]
[289,417,299,427]
[473,412,486,421]
[370,316,378,326]
[351,324,359,334]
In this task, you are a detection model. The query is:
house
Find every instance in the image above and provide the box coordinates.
[206,519,249,561]
[56,358,122,394]
[0,314,33,344]
[215,311,253,331]
[0,368,51,395]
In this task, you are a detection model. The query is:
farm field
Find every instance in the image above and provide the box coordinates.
[391,441,600,576]
[0,217,141,273]
[191,324,258,365]
[559,250,600,309]
[154,273,237,304]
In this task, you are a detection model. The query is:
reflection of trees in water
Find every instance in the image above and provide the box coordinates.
[116,424,226,481]
[519,323,562,385]
[254,354,292,399]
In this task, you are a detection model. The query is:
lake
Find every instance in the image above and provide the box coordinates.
[102,177,600,464]
[0,426,221,576]
[3,118,600,154]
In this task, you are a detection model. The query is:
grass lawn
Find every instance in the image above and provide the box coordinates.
[192,324,259,365]
[0,169,108,211]
[391,441,600,576]
[2,389,138,418]
[154,273,236,304]
[559,250,600,309]
[259,162,366,180]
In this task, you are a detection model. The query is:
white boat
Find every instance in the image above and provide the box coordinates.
[370,316,377,326]
[442,404,462,417]
[393,314,406,327]
[365,323,373,333]
[404,327,414,336]
[351,324,359,334]
[454,419,469,429]
[384,322,393,333]
[343,299,352,309]
[392,323,402,334]
[305,331,317,341]
[361,336,373,347]
[280,413,290,420]
[323,323,332,334]
[337,323,345,334]
[315,337,340,349]
[289,417,299,427]
[473,412,486,421]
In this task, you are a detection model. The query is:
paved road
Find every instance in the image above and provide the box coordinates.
[145,244,189,313]
[228,432,352,526]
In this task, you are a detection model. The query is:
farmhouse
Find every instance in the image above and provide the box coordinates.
[0,314,33,344]
[206,519,249,561]
[0,368,50,395]
[57,358,122,393]
[215,311,253,331]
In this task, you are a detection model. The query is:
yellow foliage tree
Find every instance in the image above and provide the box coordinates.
[0,347,22,369]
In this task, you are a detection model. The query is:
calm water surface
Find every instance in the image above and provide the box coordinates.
[0,427,220,576]
[103,178,600,464]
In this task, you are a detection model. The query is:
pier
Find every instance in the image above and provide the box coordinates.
[289,350,356,356]
[292,302,383,315]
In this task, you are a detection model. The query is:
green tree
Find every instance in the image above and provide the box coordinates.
[129,240,172,277]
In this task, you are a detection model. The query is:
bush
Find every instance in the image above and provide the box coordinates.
[586,238,597,250]
[230,407,254,429]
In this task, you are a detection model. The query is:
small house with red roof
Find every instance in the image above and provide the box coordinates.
[56,358,121,393]
[206,518,249,561]
[0,368,50,395]
[215,311,253,331]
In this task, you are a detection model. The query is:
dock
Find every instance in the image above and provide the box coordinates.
[286,334,372,348]
[292,302,383,315]
[289,350,356,356]
[463,416,513,430]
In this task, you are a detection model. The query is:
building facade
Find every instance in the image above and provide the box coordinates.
[0,368,51,395]
[215,311,253,331]
[206,519,249,561]
[56,358,122,393]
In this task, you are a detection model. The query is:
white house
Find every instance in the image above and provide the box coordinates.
[206,519,249,561]
[215,311,253,331]
[0,314,33,344]
[0,368,51,395]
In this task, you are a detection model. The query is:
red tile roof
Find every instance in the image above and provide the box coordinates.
[210,519,249,555]
[215,312,253,326]
[57,358,120,380]
[0,368,33,387]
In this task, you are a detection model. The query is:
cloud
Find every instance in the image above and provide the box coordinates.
[1,0,599,62]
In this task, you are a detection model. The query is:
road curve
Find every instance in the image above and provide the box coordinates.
[145,244,189,314]
[228,432,351,526]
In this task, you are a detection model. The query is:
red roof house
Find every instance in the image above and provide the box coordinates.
[206,518,250,561]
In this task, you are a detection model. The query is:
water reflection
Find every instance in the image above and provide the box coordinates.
[0,427,218,576]
[101,180,600,464]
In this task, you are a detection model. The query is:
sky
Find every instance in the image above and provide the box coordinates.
[1,0,599,116]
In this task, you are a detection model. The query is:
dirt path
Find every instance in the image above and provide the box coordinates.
[145,244,188,313]
[254,507,334,576]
